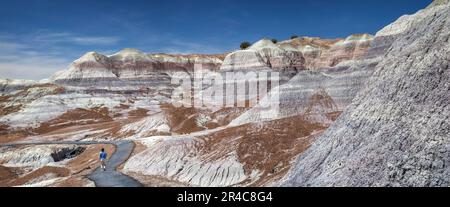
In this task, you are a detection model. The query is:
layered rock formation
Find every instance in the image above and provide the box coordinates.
[0,79,40,95]
[0,30,381,186]
[119,34,382,186]
[282,1,450,187]
[220,34,373,72]
[3,1,446,187]
[221,39,305,71]
[52,48,224,87]
[0,143,114,187]
[228,36,384,126]
[123,114,327,186]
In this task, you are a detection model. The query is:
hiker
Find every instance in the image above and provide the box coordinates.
[100,148,108,171]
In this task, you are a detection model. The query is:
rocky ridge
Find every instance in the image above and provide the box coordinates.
[282,1,450,187]
[221,34,373,72]
[2,1,447,187]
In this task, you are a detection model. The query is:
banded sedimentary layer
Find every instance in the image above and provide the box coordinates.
[283,1,450,187]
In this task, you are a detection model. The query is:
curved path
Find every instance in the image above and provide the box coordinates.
[87,141,142,187]
[1,140,142,187]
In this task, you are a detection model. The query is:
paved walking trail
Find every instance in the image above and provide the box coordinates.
[1,140,142,187]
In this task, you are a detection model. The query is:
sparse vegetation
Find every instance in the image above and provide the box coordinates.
[291,35,299,39]
[271,39,278,44]
[240,41,251,50]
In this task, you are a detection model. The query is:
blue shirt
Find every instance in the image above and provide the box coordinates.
[100,151,107,160]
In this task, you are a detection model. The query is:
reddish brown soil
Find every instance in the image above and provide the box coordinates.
[34,107,113,134]
[66,144,115,175]
[0,84,64,117]
[125,172,189,187]
[0,165,17,182]
[114,104,130,110]
[0,95,9,102]
[128,108,149,117]
[0,124,8,133]
[327,111,342,121]
[52,144,115,187]
[13,84,65,97]
[0,124,29,144]
[15,115,144,142]
[1,166,70,187]
[280,37,343,50]
[160,104,204,134]
[0,104,22,116]
[0,166,25,187]
[0,130,29,144]
[304,91,337,114]
[199,115,327,186]
[50,177,93,187]
[161,103,249,134]
[0,144,115,187]
[99,118,153,139]
[211,107,248,126]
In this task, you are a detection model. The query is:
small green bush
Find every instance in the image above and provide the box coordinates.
[240,41,251,49]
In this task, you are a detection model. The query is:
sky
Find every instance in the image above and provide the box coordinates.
[0,0,432,80]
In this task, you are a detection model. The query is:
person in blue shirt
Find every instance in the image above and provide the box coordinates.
[99,148,107,171]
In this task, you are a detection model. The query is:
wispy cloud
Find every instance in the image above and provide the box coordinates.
[0,30,230,80]
[33,31,120,46]
[71,36,120,45]
[0,31,121,80]
[0,42,28,51]
[0,55,69,81]
[0,39,70,80]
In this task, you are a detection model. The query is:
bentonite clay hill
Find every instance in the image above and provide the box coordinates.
[282,1,450,187]
[1,0,449,187]
[0,32,376,186]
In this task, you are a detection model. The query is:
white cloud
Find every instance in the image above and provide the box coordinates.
[0,56,69,80]
[33,32,120,46]
[0,31,228,80]
[0,42,28,51]
[0,31,121,80]
[70,36,120,45]
[0,40,70,80]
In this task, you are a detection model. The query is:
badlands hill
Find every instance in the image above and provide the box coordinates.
[0,32,375,186]
[1,0,448,187]
[283,0,450,187]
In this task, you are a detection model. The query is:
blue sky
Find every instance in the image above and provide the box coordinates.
[0,0,431,80]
